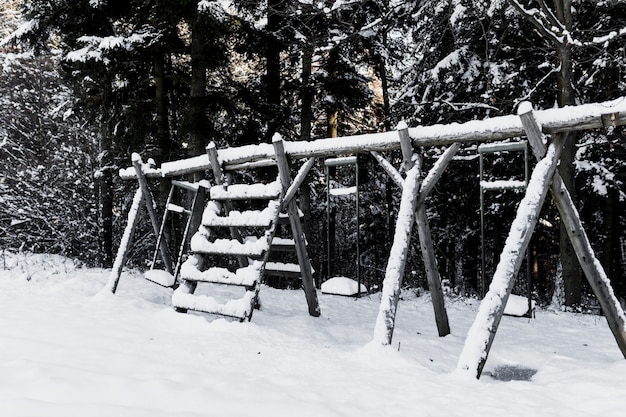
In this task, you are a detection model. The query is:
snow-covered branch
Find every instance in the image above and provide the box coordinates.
[506,0,579,46]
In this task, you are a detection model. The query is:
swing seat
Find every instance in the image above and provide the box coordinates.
[145,269,176,287]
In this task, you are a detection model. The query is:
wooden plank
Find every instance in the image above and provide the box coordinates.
[273,134,321,317]
[518,102,626,359]
[132,153,173,274]
[457,134,565,378]
[413,146,460,338]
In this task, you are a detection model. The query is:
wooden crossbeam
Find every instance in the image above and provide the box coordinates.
[119,97,626,180]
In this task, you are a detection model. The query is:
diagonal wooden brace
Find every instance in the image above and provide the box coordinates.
[273,135,321,317]
[132,154,173,274]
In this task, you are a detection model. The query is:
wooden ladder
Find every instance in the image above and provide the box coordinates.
[172,177,287,321]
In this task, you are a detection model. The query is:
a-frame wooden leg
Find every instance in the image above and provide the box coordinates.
[105,187,143,294]
[373,126,455,343]
[519,103,626,359]
[457,133,566,378]
[373,163,423,345]
[272,135,321,317]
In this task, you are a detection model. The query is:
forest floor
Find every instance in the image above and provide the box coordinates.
[1,252,625,416]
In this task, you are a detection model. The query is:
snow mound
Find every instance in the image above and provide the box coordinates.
[321,276,367,296]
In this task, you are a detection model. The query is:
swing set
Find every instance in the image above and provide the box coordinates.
[106,97,626,379]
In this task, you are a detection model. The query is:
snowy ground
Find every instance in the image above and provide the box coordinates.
[1,253,625,416]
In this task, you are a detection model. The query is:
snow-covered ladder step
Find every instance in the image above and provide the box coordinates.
[180,258,262,287]
[265,262,304,278]
[210,181,282,200]
[190,234,269,257]
[201,200,280,228]
[270,237,298,252]
[172,288,257,321]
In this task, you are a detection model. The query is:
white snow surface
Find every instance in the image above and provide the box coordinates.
[1,253,626,416]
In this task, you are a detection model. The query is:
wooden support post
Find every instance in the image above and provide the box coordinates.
[105,187,143,293]
[398,122,414,171]
[373,164,422,344]
[272,134,321,317]
[415,144,461,338]
[457,135,566,378]
[372,138,459,340]
[132,153,173,274]
[400,122,454,337]
[518,102,626,359]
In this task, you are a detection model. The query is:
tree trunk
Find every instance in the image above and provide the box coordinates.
[266,0,283,140]
[189,19,208,157]
[299,41,315,284]
[300,42,314,142]
[98,127,113,268]
[555,1,581,307]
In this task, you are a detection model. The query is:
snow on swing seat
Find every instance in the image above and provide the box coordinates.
[144,269,176,287]
[504,294,536,317]
[321,277,367,296]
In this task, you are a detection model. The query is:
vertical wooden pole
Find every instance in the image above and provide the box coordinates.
[457,135,565,378]
[272,134,321,317]
[132,153,173,274]
[518,103,626,358]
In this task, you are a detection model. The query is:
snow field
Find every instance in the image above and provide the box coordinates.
[1,253,625,416]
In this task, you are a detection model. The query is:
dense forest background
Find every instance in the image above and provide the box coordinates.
[1,0,625,310]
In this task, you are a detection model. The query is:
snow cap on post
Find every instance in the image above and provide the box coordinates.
[272,133,283,143]
[396,121,408,131]
[131,152,142,163]
[206,142,216,151]
[517,101,534,116]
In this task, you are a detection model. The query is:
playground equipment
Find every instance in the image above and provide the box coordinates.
[107,97,626,379]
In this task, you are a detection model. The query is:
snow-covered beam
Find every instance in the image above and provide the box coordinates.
[119,97,626,180]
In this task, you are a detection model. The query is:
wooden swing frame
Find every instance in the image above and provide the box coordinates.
[108,97,626,378]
